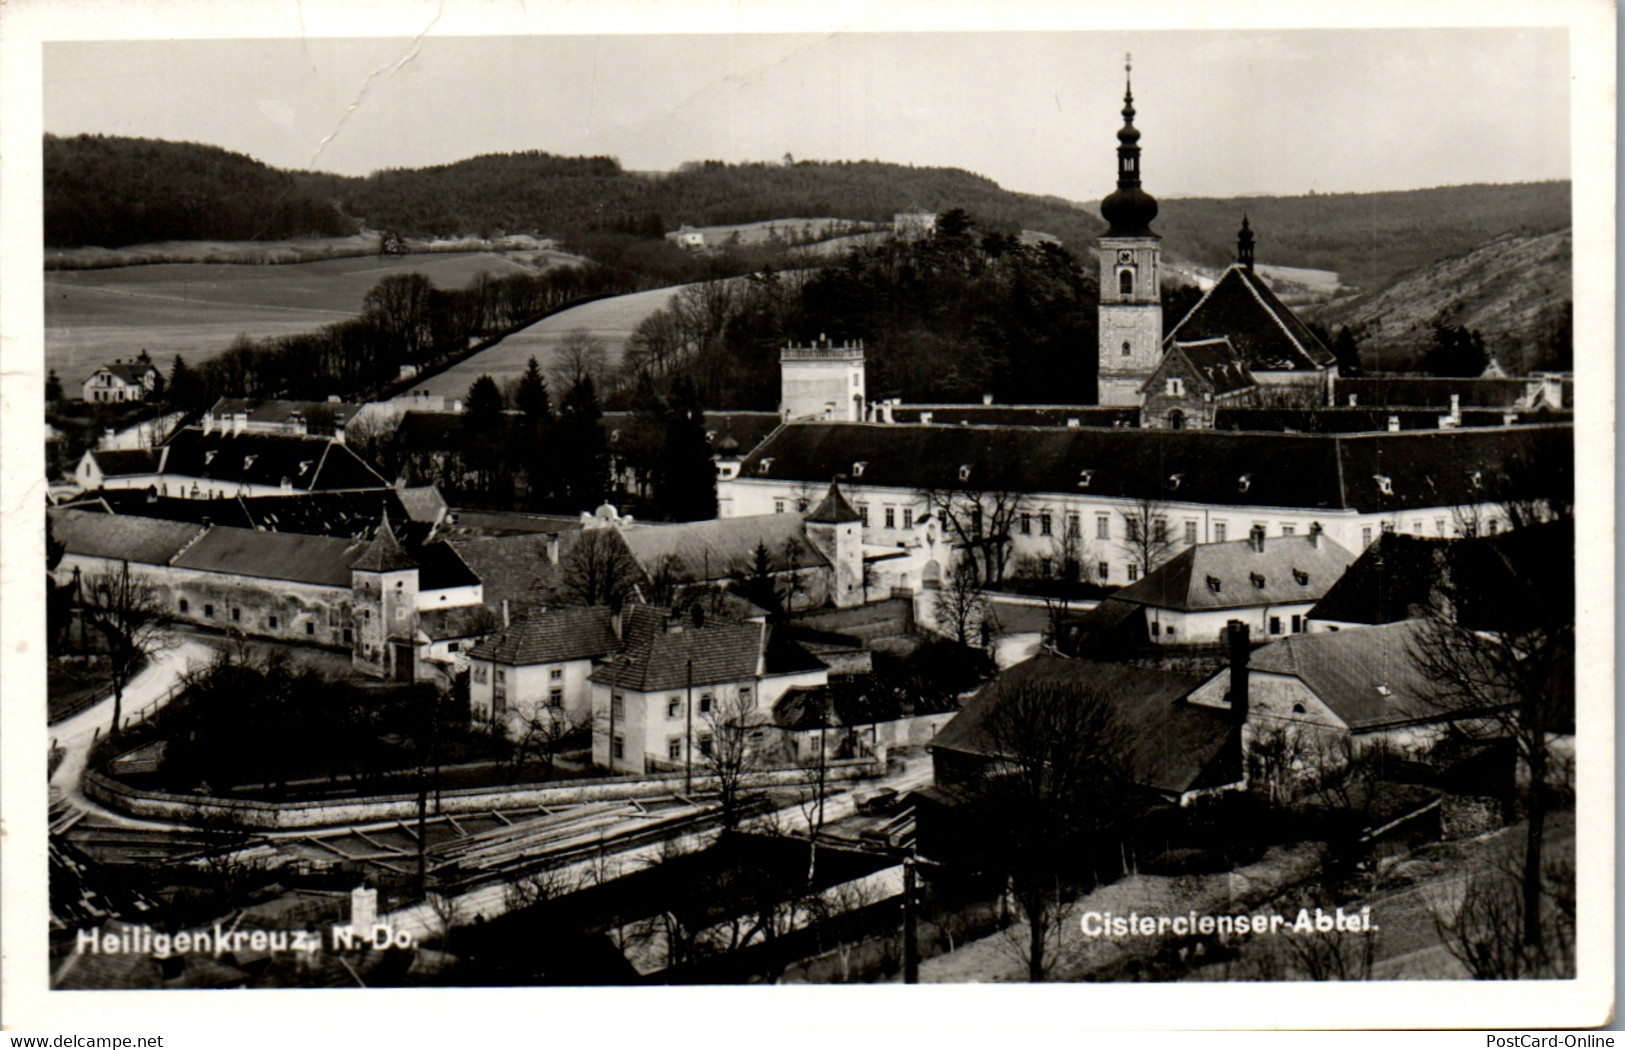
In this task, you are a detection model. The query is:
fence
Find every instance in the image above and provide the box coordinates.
[84,756,884,831]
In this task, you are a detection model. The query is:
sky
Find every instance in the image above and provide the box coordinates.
[42,27,1570,201]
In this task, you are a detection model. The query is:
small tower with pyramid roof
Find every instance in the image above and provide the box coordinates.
[350,510,420,679]
[803,480,865,607]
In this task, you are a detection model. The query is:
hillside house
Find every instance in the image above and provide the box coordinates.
[81,361,159,404]
[1111,527,1356,644]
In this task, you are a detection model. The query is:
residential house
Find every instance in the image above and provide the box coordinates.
[467,606,623,727]
[74,449,161,493]
[81,360,159,404]
[589,606,830,774]
[1111,527,1356,644]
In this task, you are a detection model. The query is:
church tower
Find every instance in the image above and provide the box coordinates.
[1096,56,1163,407]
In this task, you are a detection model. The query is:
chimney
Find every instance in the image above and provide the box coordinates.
[1449,393,1461,420]
[982,393,994,406]
[1347,394,1357,407]
[1250,525,1266,553]
[201,414,213,436]
[334,422,346,446]
[350,884,378,929]
[547,536,560,565]
[501,599,510,628]
[1387,415,1401,432]
[920,411,933,425]
[611,608,624,640]
[1308,521,1323,548]
[1226,620,1251,724]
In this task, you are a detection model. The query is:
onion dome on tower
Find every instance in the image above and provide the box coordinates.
[1099,55,1160,238]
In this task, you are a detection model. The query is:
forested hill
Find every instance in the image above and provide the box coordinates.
[1151,182,1571,293]
[44,134,357,247]
[42,135,1104,251]
[45,135,1570,298]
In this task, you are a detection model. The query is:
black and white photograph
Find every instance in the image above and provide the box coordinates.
[1,0,1613,1038]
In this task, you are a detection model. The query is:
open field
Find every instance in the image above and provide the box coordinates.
[405,283,692,398]
[44,251,553,388]
[674,216,881,246]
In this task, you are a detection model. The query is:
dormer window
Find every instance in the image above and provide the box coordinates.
[758,457,775,474]
[853,461,867,478]
[1237,473,1253,494]
[1250,572,1266,589]
[958,464,972,483]
[243,454,257,470]
[1374,474,1394,496]
[1168,473,1183,491]
[1293,569,1309,586]
[1469,469,1484,490]
[1206,575,1222,594]
[298,460,314,476]
[203,451,217,466]
[1077,469,1095,489]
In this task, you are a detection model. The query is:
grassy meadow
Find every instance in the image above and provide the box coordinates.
[45,251,554,388]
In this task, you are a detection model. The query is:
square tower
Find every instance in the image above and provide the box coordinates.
[780,336,866,421]
[1095,56,1163,407]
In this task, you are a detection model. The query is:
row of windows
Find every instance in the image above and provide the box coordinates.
[175,597,348,640]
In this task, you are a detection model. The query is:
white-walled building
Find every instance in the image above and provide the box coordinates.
[467,606,623,728]
[716,420,1568,594]
[81,361,159,404]
[780,337,865,422]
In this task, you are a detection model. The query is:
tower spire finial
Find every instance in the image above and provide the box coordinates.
[1101,50,1157,236]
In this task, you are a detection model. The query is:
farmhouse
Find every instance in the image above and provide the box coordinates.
[1111,527,1356,644]
[467,605,623,727]
[81,360,158,404]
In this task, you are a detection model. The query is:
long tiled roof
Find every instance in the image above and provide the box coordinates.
[68,488,435,540]
[50,508,204,566]
[1309,522,1572,631]
[468,606,621,666]
[617,515,828,582]
[886,405,1140,428]
[1213,408,1556,433]
[87,449,160,477]
[1114,534,1356,613]
[932,656,1230,797]
[1165,265,1336,372]
[1332,376,1534,409]
[591,616,766,692]
[1244,620,1453,730]
[736,421,1570,514]
[171,527,364,587]
[158,428,388,492]
[207,398,366,431]
[445,535,561,605]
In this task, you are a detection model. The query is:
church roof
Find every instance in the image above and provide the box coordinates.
[1165,265,1336,373]
[1147,338,1257,397]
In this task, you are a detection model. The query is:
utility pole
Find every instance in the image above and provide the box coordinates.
[903,857,919,984]
[685,658,694,793]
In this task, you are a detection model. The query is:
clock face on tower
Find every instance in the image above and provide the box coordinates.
[1117,250,1134,264]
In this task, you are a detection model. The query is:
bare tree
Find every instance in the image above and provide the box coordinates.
[556,529,644,610]
[972,679,1132,981]
[1408,525,1572,955]
[499,705,589,783]
[81,560,173,738]
[933,558,989,647]
[1118,496,1179,582]
[363,272,436,365]
[700,689,765,835]
[921,487,1029,588]
[502,863,577,914]
[551,328,608,393]
[1429,844,1575,979]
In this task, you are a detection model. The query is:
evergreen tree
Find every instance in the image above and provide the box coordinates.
[655,376,717,521]
[556,376,609,511]
[463,375,505,432]
[45,370,63,404]
[514,356,553,423]
[1333,326,1363,376]
[167,355,204,410]
[1423,323,1489,378]
[462,375,510,504]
